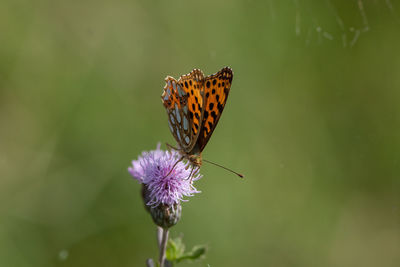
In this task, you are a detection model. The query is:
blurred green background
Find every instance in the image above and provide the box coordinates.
[1,0,400,266]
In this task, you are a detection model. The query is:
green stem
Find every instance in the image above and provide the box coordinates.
[158,227,169,267]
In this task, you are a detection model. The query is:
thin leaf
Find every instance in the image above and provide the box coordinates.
[176,245,207,262]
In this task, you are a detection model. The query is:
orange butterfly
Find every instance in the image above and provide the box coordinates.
[161,67,242,178]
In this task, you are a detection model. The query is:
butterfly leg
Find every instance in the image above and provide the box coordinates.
[188,166,200,183]
[166,143,179,152]
[163,155,184,179]
[185,165,195,181]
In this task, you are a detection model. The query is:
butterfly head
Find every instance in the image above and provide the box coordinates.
[187,152,202,167]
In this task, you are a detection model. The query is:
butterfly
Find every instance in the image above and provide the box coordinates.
[161,67,234,177]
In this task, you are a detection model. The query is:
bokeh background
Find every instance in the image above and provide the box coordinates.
[1,0,400,266]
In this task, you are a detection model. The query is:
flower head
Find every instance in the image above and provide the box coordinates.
[128,143,202,208]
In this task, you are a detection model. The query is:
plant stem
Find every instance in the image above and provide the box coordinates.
[158,227,169,267]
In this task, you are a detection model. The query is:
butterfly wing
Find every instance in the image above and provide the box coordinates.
[197,67,233,151]
[161,69,205,152]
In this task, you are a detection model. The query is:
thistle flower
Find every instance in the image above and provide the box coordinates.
[128,143,202,228]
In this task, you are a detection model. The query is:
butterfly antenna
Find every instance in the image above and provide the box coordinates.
[203,159,244,178]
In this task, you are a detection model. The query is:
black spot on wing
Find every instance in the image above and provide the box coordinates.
[208,103,214,110]
[211,111,217,121]
[217,102,223,113]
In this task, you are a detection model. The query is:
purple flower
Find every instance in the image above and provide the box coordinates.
[128,143,202,208]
